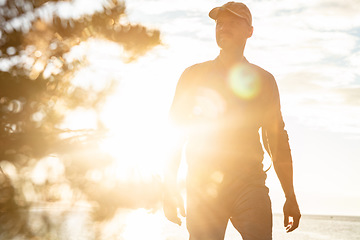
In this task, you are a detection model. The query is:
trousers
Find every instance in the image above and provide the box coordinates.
[186,171,272,240]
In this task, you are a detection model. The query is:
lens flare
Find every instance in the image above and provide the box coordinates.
[228,63,260,100]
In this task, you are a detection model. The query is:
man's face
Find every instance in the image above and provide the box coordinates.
[215,11,253,51]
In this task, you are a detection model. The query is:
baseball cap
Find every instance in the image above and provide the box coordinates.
[209,2,252,26]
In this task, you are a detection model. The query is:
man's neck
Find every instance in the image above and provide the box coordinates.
[218,49,245,67]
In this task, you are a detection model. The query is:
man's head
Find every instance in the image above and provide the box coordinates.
[209,2,254,51]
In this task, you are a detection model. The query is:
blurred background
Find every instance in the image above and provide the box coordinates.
[0,0,165,239]
[0,0,359,239]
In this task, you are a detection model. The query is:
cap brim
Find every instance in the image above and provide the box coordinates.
[209,7,220,20]
[209,6,250,25]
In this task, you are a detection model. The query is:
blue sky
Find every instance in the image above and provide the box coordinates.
[122,0,360,216]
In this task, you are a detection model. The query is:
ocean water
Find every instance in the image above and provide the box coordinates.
[7,209,360,240]
[225,214,360,240]
[162,213,360,240]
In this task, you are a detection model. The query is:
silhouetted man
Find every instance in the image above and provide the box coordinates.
[164,2,301,240]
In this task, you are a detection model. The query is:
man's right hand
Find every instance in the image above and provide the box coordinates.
[163,191,186,226]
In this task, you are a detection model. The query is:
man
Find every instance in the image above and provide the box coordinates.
[164,2,301,240]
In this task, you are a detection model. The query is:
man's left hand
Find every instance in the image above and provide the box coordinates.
[283,197,301,233]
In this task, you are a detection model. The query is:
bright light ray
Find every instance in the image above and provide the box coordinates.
[59,38,187,184]
[99,81,182,182]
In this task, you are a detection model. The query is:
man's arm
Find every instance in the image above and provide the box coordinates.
[265,128,301,232]
[163,141,186,226]
[262,76,301,233]
[163,68,193,225]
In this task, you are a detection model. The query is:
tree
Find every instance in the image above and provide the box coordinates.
[0,0,162,238]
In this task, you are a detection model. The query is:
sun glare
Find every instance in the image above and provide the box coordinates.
[98,77,181,182]
[56,36,191,238]
[58,38,185,183]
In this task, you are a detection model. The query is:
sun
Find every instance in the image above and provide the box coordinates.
[98,70,185,183]
[60,38,185,183]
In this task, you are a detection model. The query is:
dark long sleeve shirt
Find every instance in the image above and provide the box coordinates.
[169,56,292,183]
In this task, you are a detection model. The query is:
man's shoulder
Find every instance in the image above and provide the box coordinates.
[245,61,279,95]
[175,60,215,89]
[246,61,275,82]
[183,59,215,75]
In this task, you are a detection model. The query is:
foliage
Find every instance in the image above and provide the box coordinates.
[0,0,162,238]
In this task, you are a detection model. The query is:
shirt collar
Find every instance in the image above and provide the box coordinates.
[213,55,249,73]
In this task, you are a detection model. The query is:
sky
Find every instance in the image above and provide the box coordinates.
[46,0,360,217]
[120,0,360,217]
